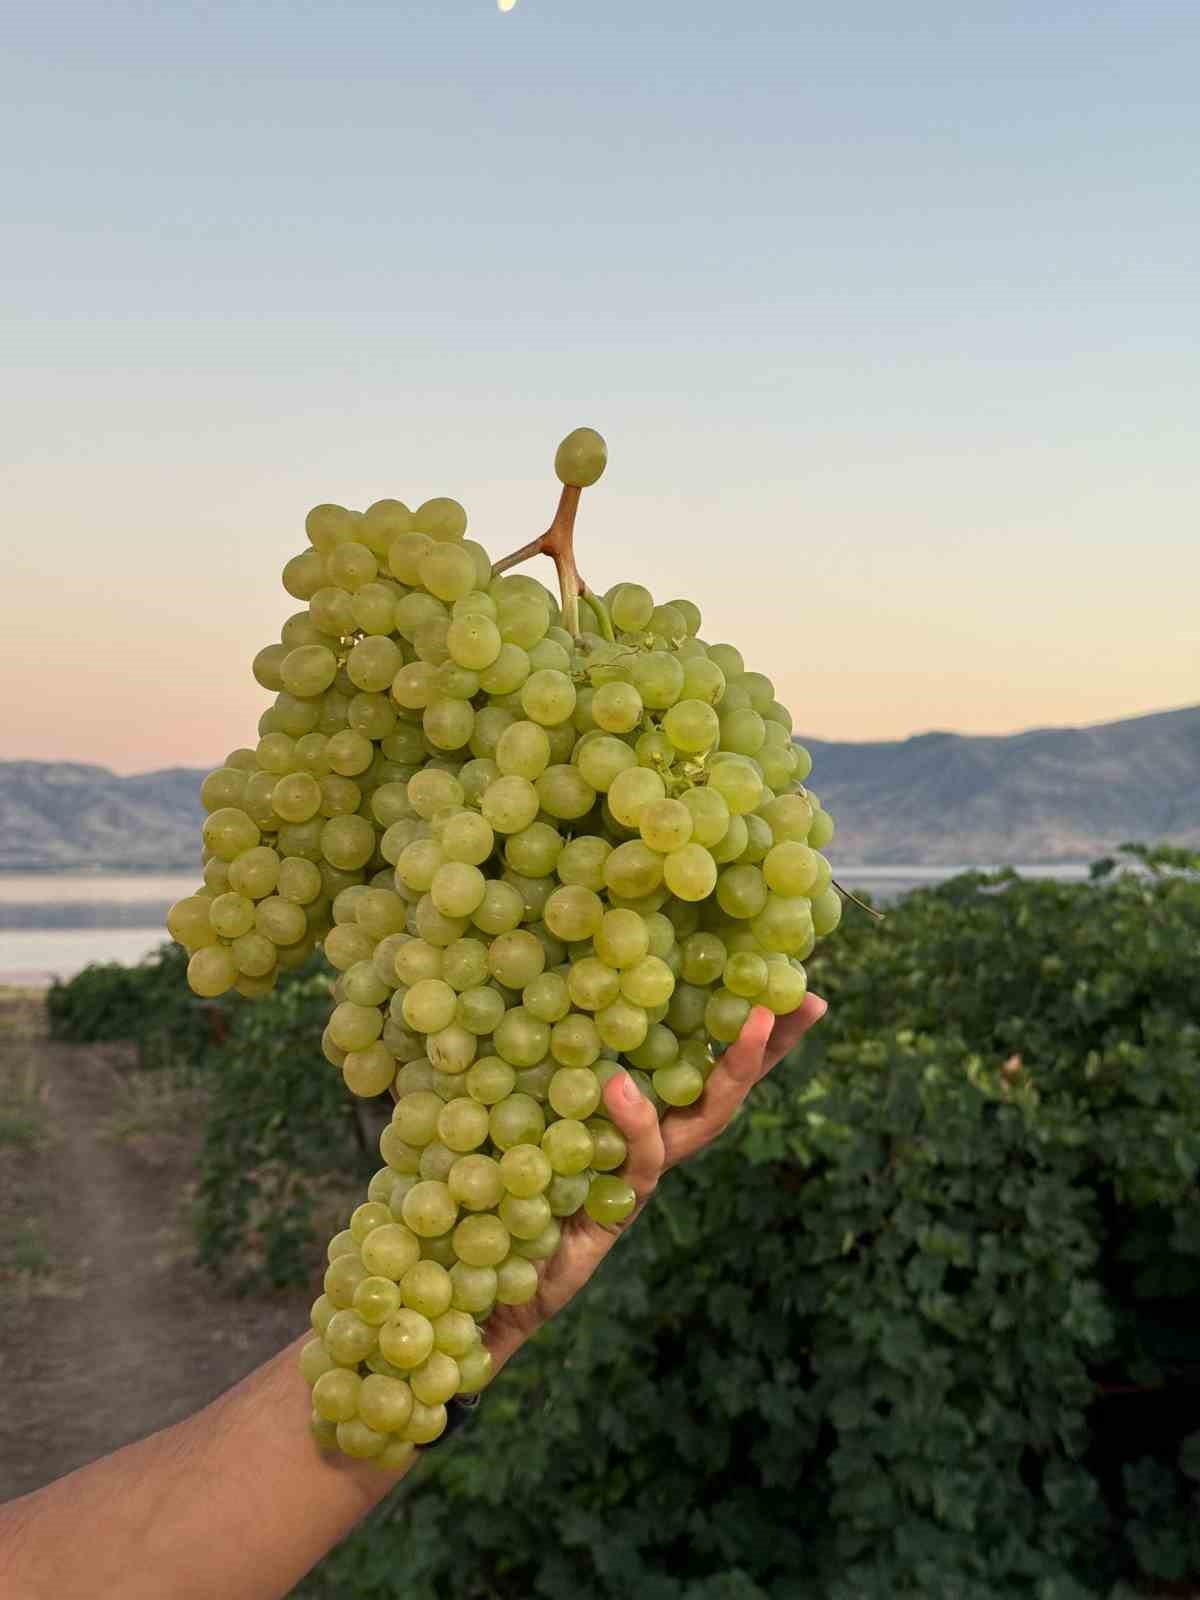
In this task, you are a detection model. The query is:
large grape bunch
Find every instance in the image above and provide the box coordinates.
[166,427,840,1466]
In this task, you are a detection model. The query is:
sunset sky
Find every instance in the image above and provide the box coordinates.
[3,0,1197,774]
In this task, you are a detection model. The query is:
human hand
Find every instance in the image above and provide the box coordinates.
[485,993,827,1370]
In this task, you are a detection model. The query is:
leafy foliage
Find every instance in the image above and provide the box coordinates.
[297,848,1200,1599]
[45,942,216,1067]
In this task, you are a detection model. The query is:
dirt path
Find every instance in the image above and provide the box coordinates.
[0,993,309,1503]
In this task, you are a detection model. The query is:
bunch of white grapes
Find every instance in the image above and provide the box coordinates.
[166,427,839,1466]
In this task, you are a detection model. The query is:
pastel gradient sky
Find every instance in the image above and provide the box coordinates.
[2,0,1197,773]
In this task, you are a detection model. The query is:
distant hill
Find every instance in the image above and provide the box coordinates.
[801,703,1200,865]
[2,703,1198,871]
[0,764,205,872]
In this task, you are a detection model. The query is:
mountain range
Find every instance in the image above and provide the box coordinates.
[2,703,1197,872]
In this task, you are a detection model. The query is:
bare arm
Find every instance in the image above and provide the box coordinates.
[0,998,825,1600]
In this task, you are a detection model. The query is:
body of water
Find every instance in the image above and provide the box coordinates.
[0,865,1095,987]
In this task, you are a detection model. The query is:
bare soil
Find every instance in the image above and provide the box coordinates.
[0,991,309,1505]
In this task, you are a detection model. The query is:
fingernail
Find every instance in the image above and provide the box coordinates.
[813,998,829,1022]
[617,1071,639,1103]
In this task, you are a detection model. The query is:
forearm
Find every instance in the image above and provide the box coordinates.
[0,1335,410,1600]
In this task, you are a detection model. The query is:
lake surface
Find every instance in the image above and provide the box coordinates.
[0,865,1095,987]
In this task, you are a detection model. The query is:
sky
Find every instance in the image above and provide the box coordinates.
[1,0,1197,773]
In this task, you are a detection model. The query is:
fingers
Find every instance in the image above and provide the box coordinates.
[602,1069,666,1207]
[661,993,827,1169]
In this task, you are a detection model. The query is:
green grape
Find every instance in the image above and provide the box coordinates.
[541,1118,594,1176]
[607,766,666,827]
[338,1415,390,1458]
[344,1042,397,1098]
[554,426,607,487]
[498,1190,552,1241]
[519,668,576,727]
[523,971,571,1023]
[543,884,605,942]
[399,1260,453,1320]
[763,960,808,1014]
[808,809,836,850]
[472,879,525,935]
[328,1001,384,1052]
[326,1229,358,1263]
[488,1093,546,1150]
[567,956,620,1011]
[464,1056,516,1105]
[504,821,562,877]
[493,1007,551,1068]
[392,1088,444,1152]
[759,792,813,843]
[402,978,457,1033]
[705,987,753,1044]
[809,886,843,936]
[724,951,769,998]
[353,1276,403,1328]
[590,908,648,968]
[716,864,768,920]
[449,1261,497,1315]
[310,1294,337,1337]
[447,1152,506,1211]
[452,1213,511,1267]
[680,655,725,705]
[455,985,506,1036]
[620,955,675,1008]
[710,813,749,864]
[626,1022,679,1072]
[663,843,718,902]
[168,895,218,951]
[414,496,468,541]
[432,1309,479,1359]
[487,929,546,987]
[496,720,551,781]
[531,765,593,824]
[410,1351,461,1406]
[401,1181,458,1238]
[604,582,651,631]
[574,735,636,793]
[300,1337,336,1388]
[707,758,763,816]
[436,1096,490,1152]
[360,1223,421,1279]
[312,1367,361,1423]
[762,840,818,896]
[751,893,815,955]
[662,699,719,754]
[278,856,323,904]
[418,1140,459,1182]
[481,775,540,834]
[546,1070,604,1146]
[187,946,238,997]
[510,1218,562,1261]
[654,1062,705,1106]
[603,840,664,898]
[550,1012,602,1068]
[497,1142,552,1198]
[590,680,642,733]
[430,861,486,918]
[596,998,649,1052]
[629,651,684,709]
[357,1373,414,1435]
[584,1118,628,1171]
[378,1308,435,1370]
[324,1254,369,1310]
[639,798,692,852]
[585,1176,637,1226]
[367,1167,400,1207]
[208,892,255,939]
